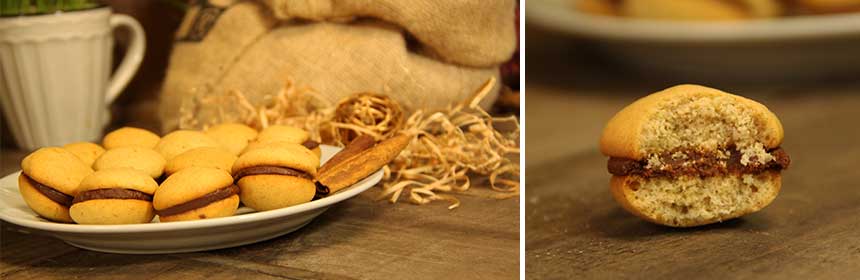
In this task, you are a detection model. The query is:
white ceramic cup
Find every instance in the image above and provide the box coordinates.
[0,7,145,151]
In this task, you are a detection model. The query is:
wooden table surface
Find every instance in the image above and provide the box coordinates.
[0,149,519,279]
[524,31,860,279]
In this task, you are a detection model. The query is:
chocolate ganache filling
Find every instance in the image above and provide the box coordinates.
[313,181,330,200]
[154,185,240,216]
[23,174,73,207]
[72,188,153,205]
[608,147,790,177]
[302,140,320,150]
[233,166,327,200]
[233,166,313,181]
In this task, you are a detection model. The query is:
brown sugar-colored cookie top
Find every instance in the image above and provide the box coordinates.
[154,130,219,161]
[62,142,105,166]
[164,147,237,176]
[93,147,166,179]
[204,123,258,156]
[254,125,309,145]
[103,127,161,149]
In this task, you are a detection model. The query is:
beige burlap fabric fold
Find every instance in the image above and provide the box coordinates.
[261,0,517,67]
[159,0,515,132]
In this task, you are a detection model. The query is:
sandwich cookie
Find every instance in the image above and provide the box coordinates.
[204,123,258,155]
[164,147,237,176]
[103,127,161,149]
[63,142,105,166]
[232,143,319,211]
[249,125,320,157]
[154,130,219,161]
[601,84,790,227]
[19,147,94,223]
[153,167,239,222]
[93,147,166,179]
[70,168,157,224]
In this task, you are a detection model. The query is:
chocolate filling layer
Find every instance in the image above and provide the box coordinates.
[608,147,790,177]
[72,188,153,205]
[233,166,313,181]
[154,185,239,217]
[313,181,330,200]
[302,140,320,150]
[23,174,73,207]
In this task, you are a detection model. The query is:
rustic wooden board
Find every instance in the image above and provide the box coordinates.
[525,79,860,279]
[0,150,519,279]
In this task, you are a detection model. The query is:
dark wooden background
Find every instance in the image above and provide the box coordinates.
[525,28,860,279]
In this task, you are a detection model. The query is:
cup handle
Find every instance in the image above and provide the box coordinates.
[105,14,146,104]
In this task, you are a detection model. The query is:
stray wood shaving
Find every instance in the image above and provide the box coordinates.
[381,77,520,209]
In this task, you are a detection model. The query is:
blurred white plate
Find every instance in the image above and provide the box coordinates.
[0,145,383,254]
[527,0,860,81]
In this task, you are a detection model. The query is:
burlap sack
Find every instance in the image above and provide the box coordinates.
[159,0,516,132]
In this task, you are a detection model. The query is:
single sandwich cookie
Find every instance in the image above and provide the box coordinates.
[204,123,258,155]
[70,168,157,224]
[600,84,790,227]
[164,147,237,176]
[103,127,161,149]
[154,130,219,161]
[63,142,105,166]
[153,167,239,222]
[19,147,94,223]
[93,147,166,179]
[232,143,319,211]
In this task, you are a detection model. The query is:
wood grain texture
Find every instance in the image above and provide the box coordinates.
[0,149,519,279]
[525,79,860,279]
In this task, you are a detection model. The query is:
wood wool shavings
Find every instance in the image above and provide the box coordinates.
[178,77,519,209]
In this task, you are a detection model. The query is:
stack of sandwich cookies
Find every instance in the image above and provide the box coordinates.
[103,127,161,149]
[600,84,790,227]
[250,125,321,158]
[18,147,94,223]
[204,123,258,156]
[17,125,365,224]
[232,143,319,211]
[62,142,105,166]
[94,147,166,179]
[164,147,237,176]
[155,130,219,161]
[153,167,239,222]
[70,168,157,224]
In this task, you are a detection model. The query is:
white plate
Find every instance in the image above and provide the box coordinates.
[527,0,860,82]
[0,145,383,254]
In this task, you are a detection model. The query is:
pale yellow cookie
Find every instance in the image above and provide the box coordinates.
[62,142,105,166]
[103,127,161,149]
[93,147,166,179]
[204,123,258,156]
